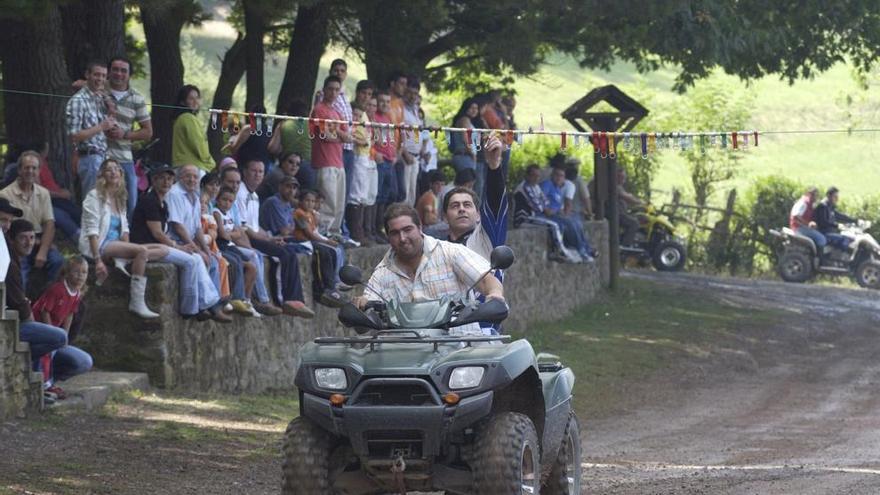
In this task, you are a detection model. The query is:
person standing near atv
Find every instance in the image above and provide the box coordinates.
[790,186,827,250]
[814,186,856,250]
[616,168,643,247]
[356,203,504,336]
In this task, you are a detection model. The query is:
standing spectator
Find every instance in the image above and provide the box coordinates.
[310,75,352,235]
[449,99,479,176]
[565,158,593,221]
[105,56,152,218]
[213,182,281,317]
[166,164,221,295]
[513,164,584,263]
[258,151,301,202]
[227,104,273,172]
[400,78,422,205]
[387,71,407,126]
[416,170,446,227]
[80,158,168,317]
[372,91,398,243]
[7,219,91,400]
[353,79,374,109]
[0,151,64,288]
[615,168,643,247]
[66,60,112,197]
[131,164,230,322]
[345,105,376,246]
[314,60,355,198]
[171,85,215,173]
[363,95,381,243]
[261,181,345,307]
[790,186,827,250]
[230,161,314,318]
[269,100,315,190]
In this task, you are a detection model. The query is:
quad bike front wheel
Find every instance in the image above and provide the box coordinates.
[472,412,541,494]
[282,417,337,495]
[542,412,582,495]
[778,251,813,283]
[855,259,880,289]
[652,240,687,271]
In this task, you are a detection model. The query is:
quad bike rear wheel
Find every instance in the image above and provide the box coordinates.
[471,412,541,494]
[652,240,687,271]
[855,259,880,289]
[778,251,812,283]
[542,412,582,495]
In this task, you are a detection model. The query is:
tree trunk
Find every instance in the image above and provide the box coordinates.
[356,1,431,89]
[0,7,74,187]
[209,33,247,160]
[276,1,330,114]
[140,0,187,164]
[60,0,126,80]
[243,0,265,111]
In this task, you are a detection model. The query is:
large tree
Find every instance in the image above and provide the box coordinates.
[275,1,330,114]
[60,0,126,80]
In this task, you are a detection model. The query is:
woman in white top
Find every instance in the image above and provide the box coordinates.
[79,159,169,318]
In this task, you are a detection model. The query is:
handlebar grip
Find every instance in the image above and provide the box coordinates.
[365,301,386,312]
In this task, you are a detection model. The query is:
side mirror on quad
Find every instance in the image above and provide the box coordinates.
[452,298,510,327]
[490,246,515,270]
[338,303,382,333]
[339,265,364,286]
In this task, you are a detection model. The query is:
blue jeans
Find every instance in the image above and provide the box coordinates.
[21,244,64,290]
[825,233,851,250]
[220,248,246,300]
[52,345,93,382]
[52,205,81,242]
[19,321,67,371]
[78,153,104,197]
[343,149,355,200]
[796,226,827,249]
[120,161,138,220]
[160,247,220,316]
[394,160,407,203]
[376,160,398,205]
[296,160,316,190]
[547,214,594,256]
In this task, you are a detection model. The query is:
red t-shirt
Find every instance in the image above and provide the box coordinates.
[38,157,62,193]
[309,102,345,168]
[31,281,82,327]
[372,112,397,163]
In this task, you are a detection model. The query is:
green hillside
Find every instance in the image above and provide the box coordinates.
[151,21,880,203]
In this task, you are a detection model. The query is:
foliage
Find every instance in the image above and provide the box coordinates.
[123,3,148,78]
[737,175,804,271]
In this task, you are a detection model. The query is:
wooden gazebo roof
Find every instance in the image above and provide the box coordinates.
[561,84,648,132]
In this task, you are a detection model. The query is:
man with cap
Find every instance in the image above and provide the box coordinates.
[4,216,92,401]
[131,163,231,322]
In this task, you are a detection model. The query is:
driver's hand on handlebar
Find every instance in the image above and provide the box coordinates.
[353,296,368,310]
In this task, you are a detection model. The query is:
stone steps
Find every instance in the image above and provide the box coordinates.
[52,371,150,411]
[0,292,44,419]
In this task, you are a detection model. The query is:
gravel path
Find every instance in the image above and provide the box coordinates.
[583,271,880,494]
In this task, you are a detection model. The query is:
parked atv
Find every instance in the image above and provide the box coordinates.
[621,204,687,271]
[769,220,880,289]
[282,246,582,495]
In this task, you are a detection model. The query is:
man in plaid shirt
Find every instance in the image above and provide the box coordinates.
[65,60,113,197]
[360,203,505,336]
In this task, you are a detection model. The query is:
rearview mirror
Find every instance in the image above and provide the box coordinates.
[339,265,364,286]
[452,298,510,327]
[490,246,515,270]
[338,303,381,333]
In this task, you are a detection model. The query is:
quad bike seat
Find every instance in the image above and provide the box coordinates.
[782,227,818,250]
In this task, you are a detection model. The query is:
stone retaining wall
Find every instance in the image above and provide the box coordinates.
[78,221,608,393]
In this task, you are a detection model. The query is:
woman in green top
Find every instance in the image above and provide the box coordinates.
[171,85,215,172]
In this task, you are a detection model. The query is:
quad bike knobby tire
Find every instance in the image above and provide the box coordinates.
[471,412,541,494]
[855,259,880,289]
[652,240,687,272]
[542,412,582,495]
[778,251,812,283]
[282,417,336,495]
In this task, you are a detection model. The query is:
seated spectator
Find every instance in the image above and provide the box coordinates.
[0,150,64,289]
[416,170,446,226]
[261,178,346,306]
[131,163,230,322]
[213,183,281,317]
[268,100,315,190]
[31,256,91,400]
[6,219,91,402]
[542,166,597,261]
[171,85,215,173]
[790,186,826,250]
[346,104,377,246]
[226,103,273,173]
[288,188,346,307]
[80,158,168,318]
[514,164,591,263]
[564,158,593,221]
[257,151,301,202]
[232,160,314,318]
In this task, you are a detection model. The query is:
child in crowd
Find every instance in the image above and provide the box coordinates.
[213,186,279,316]
[31,256,91,400]
[294,189,346,306]
[345,105,377,246]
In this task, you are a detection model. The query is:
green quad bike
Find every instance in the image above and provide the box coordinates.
[282,246,582,495]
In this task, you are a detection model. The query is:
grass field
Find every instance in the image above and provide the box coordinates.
[126,7,880,204]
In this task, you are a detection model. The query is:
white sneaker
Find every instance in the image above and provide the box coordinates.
[245,300,262,318]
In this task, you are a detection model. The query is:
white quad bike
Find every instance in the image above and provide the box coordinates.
[770,220,880,289]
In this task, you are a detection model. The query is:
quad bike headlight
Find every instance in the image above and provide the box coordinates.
[449,366,485,390]
[314,368,348,390]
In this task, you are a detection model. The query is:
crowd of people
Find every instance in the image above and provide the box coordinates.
[1,55,601,403]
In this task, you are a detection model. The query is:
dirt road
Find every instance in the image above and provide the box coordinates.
[584,271,880,494]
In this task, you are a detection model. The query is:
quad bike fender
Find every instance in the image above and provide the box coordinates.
[540,367,575,467]
[652,216,677,236]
